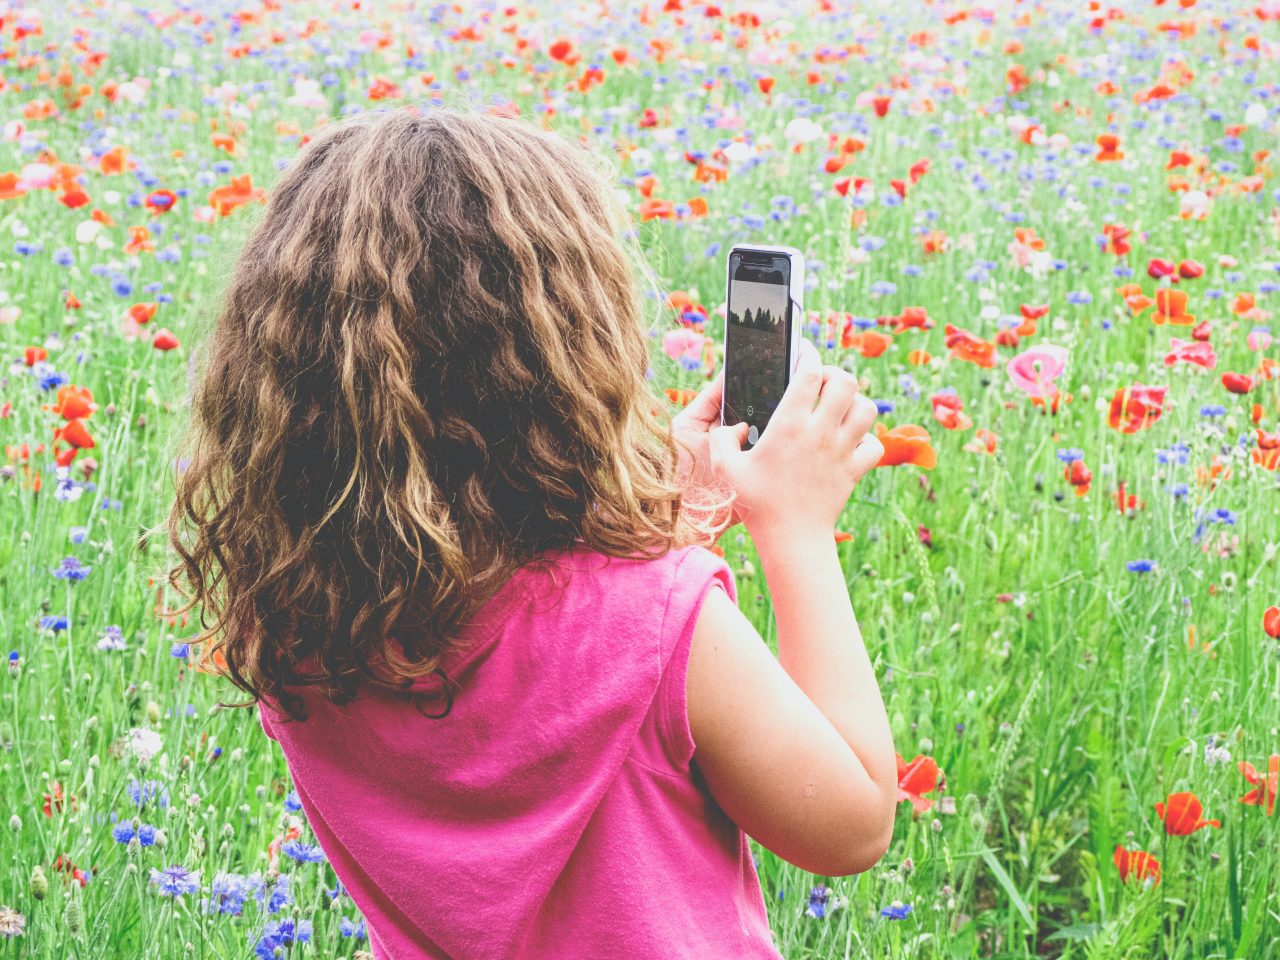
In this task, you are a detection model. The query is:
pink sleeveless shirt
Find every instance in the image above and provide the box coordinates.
[259,543,783,960]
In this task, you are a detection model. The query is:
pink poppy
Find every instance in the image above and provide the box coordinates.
[661,328,704,363]
[1007,344,1068,399]
[1164,337,1217,369]
[1248,328,1273,352]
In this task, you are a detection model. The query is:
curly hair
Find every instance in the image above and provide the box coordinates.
[167,106,724,721]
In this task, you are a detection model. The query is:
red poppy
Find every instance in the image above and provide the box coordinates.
[1264,606,1280,639]
[757,76,775,95]
[58,188,90,209]
[55,419,95,450]
[871,95,891,117]
[892,306,933,333]
[145,189,177,215]
[124,225,153,255]
[896,753,940,813]
[1147,257,1176,280]
[152,328,179,351]
[42,781,77,817]
[366,77,402,101]
[1178,259,1204,279]
[931,392,972,431]
[1064,459,1092,496]
[1113,845,1161,885]
[1191,320,1212,341]
[1102,222,1131,256]
[23,346,47,366]
[1154,791,1220,835]
[1221,372,1253,394]
[1107,384,1167,434]
[1238,754,1279,816]
[1164,338,1216,369]
[547,37,581,66]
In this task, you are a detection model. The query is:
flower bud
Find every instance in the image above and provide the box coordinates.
[30,865,48,900]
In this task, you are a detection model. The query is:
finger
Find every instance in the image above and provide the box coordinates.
[814,367,859,433]
[709,422,749,479]
[849,434,885,482]
[840,394,879,447]
[773,338,825,425]
[682,369,724,425]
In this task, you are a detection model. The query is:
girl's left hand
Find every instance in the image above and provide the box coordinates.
[670,370,744,535]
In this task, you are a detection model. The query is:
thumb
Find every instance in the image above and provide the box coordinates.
[709,422,749,479]
[792,335,821,378]
[776,337,824,419]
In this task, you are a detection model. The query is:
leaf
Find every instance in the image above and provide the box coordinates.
[979,846,1034,931]
[1046,922,1102,942]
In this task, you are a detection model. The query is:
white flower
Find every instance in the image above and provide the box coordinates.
[123,729,164,763]
[783,117,823,144]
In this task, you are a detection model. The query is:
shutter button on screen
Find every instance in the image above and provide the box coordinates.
[747,425,759,444]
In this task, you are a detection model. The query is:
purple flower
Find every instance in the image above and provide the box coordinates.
[53,556,91,581]
[149,864,200,898]
[881,901,914,920]
[806,885,831,919]
[1126,559,1156,573]
[280,840,326,864]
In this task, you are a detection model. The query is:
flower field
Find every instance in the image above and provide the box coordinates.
[1,0,1279,957]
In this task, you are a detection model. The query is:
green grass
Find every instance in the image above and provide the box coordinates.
[1,0,1278,957]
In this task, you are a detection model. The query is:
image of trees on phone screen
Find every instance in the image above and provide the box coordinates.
[724,257,790,436]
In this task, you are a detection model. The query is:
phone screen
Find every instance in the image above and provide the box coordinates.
[723,251,792,445]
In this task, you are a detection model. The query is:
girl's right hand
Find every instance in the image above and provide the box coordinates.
[708,338,882,542]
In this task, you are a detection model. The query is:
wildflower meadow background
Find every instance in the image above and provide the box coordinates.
[1,0,1279,957]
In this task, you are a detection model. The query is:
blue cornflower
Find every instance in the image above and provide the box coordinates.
[806,885,831,919]
[112,821,157,846]
[1156,443,1190,465]
[170,642,191,659]
[874,399,895,414]
[111,277,132,298]
[38,369,70,391]
[881,901,914,920]
[280,840,326,864]
[257,874,292,914]
[1126,560,1157,573]
[283,791,303,813]
[68,526,89,545]
[325,878,348,902]
[1066,290,1093,305]
[53,247,74,267]
[40,615,69,633]
[1170,483,1190,498]
[53,556,91,581]
[98,626,127,651]
[253,919,312,960]
[1199,405,1227,418]
[868,280,897,297]
[127,778,169,810]
[149,864,201,898]
[204,872,255,916]
[340,917,367,940]
[1207,508,1237,525]
[1056,448,1085,464]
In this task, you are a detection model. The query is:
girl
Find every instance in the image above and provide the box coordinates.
[168,107,897,960]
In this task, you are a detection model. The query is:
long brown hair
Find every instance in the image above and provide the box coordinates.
[167,106,725,720]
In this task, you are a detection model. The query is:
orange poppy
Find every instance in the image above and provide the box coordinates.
[55,419,95,450]
[98,145,132,175]
[846,331,891,358]
[208,174,266,216]
[638,198,675,222]
[907,349,932,366]
[0,172,26,200]
[874,423,937,470]
[47,385,96,421]
[943,324,996,368]
[1152,288,1195,325]
[1095,133,1124,162]
[1238,754,1279,816]
[1154,791,1220,835]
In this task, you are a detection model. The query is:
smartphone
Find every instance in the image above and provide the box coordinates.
[721,244,804,448]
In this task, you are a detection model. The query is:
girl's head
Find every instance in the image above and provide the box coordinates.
[168,107,712,716]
